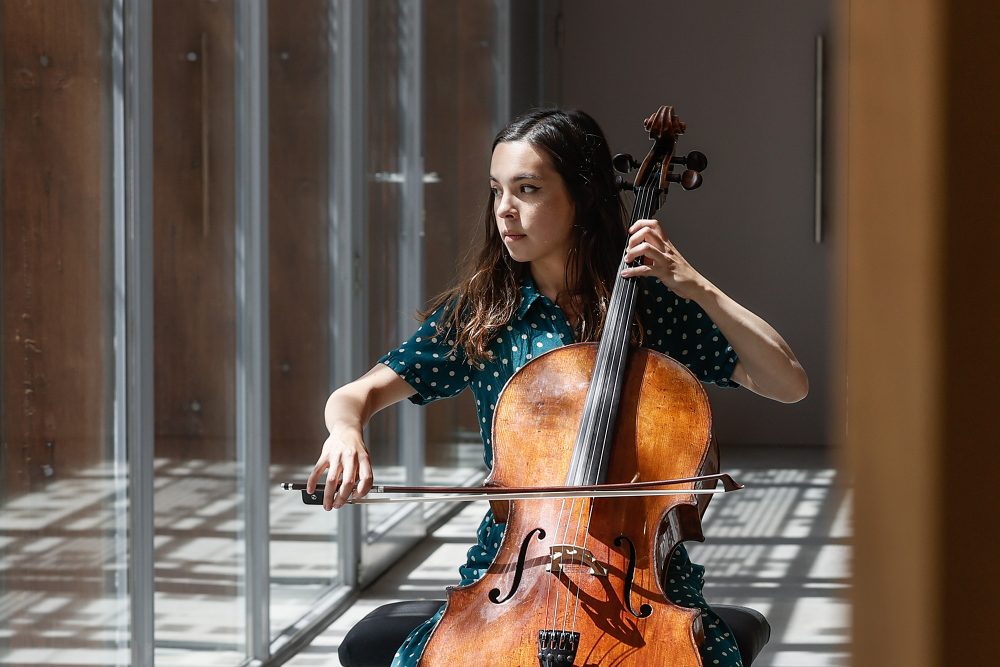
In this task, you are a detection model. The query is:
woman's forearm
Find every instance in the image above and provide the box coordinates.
[693,279,809,403]
[324,383,372,434]
[310,364,415,509]
[323,363,417,434]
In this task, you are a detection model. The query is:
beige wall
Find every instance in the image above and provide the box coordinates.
[547,0,835,447]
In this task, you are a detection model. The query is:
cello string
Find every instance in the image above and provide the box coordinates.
[549,261,630,632]
[551,268,622,633]
[545,496,570,631]
[549,261,629,633]
[579,177,653,491]
[555,165,661,635]
[578,179,651,501]
[569,263,639,633]
[583,179,664,628]
[587,190,646,482]
[573,179,646,492]
[568,241,639,633]
[570,219,643,632]
[548,209,633,632]
[565,179,651,633]
[567,178,657,633]
[552,235,636,635]
[560,245,631,634]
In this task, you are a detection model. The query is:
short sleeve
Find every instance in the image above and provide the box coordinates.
[638,279,741,388]
[377,303,472,405]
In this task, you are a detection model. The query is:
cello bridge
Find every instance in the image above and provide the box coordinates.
[546,544,608,577]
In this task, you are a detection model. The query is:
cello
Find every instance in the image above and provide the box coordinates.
[414,106,724,666]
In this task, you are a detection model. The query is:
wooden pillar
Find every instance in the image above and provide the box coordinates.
[842,1,1000,664]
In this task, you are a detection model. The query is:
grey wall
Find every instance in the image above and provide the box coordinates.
[529,0,835,446]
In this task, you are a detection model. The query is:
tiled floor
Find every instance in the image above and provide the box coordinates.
[0,457,484,667]
[286,445,850,667]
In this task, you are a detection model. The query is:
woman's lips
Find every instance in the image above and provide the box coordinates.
[504,233,526,242]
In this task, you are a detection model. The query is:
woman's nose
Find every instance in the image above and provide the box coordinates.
[496,192,516,218]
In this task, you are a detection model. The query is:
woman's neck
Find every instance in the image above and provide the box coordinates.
[530,261,581,329]
[529,258,568,303]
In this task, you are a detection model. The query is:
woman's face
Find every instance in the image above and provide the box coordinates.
[489,140,575,270]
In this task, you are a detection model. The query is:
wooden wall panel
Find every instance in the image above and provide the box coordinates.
[1,0,110,493]
[940,4,1000,660]
[153,0,236,461]
[268,0,330,465]
[844,0,1000,664]
[843,3,942,663]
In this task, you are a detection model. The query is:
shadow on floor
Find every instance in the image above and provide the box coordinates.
[288,445,849,667]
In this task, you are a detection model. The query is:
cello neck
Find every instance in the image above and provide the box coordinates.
[564,106,698,488]
[564,179,663,487]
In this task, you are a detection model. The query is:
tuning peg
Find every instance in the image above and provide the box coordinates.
[668,170,703,191]
[615,175,634,191]
[686,151,708,171]
[681,170,702,190]
[612,153,639,174]
[671,150,708,172]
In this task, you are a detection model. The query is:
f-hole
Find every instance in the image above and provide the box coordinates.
[614,535,653,618]
[489,527,546,604]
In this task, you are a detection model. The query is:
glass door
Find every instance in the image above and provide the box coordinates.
[362,0,428,582]
[421,0,503,511]
[360,0,504,583]
[150,1,246,662]
[266,0,343,637]
[0,2,128,665]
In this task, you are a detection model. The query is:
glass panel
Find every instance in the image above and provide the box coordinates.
[0,2,126,666]
[151,1,245,663]
[361,0,502,571]
[363,0,427,568]
[422,0,498,490]
[267,0,341,636]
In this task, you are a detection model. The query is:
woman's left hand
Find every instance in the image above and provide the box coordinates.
[620,219,705,300]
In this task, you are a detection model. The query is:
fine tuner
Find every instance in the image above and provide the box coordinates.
[613,149,708,192]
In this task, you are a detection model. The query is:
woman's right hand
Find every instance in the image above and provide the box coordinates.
[304,364,415,511]
[306,423,374,511]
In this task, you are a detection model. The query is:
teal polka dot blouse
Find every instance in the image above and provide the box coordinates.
[380,275,746,667]
[379,275,740,469]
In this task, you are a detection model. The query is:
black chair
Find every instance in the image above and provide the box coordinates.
[338,599,769,666]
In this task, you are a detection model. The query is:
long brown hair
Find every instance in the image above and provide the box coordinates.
[423,109,629,362]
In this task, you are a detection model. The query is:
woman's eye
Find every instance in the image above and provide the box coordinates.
[489,186,500,197]
[520,184,538,194]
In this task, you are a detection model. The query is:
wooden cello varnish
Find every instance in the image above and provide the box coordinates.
[420,107,714,666]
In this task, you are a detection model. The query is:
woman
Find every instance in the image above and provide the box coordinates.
[307,108,808,667]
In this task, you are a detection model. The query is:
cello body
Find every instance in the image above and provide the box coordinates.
[420,344,713,666]
[420,106,715,666]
